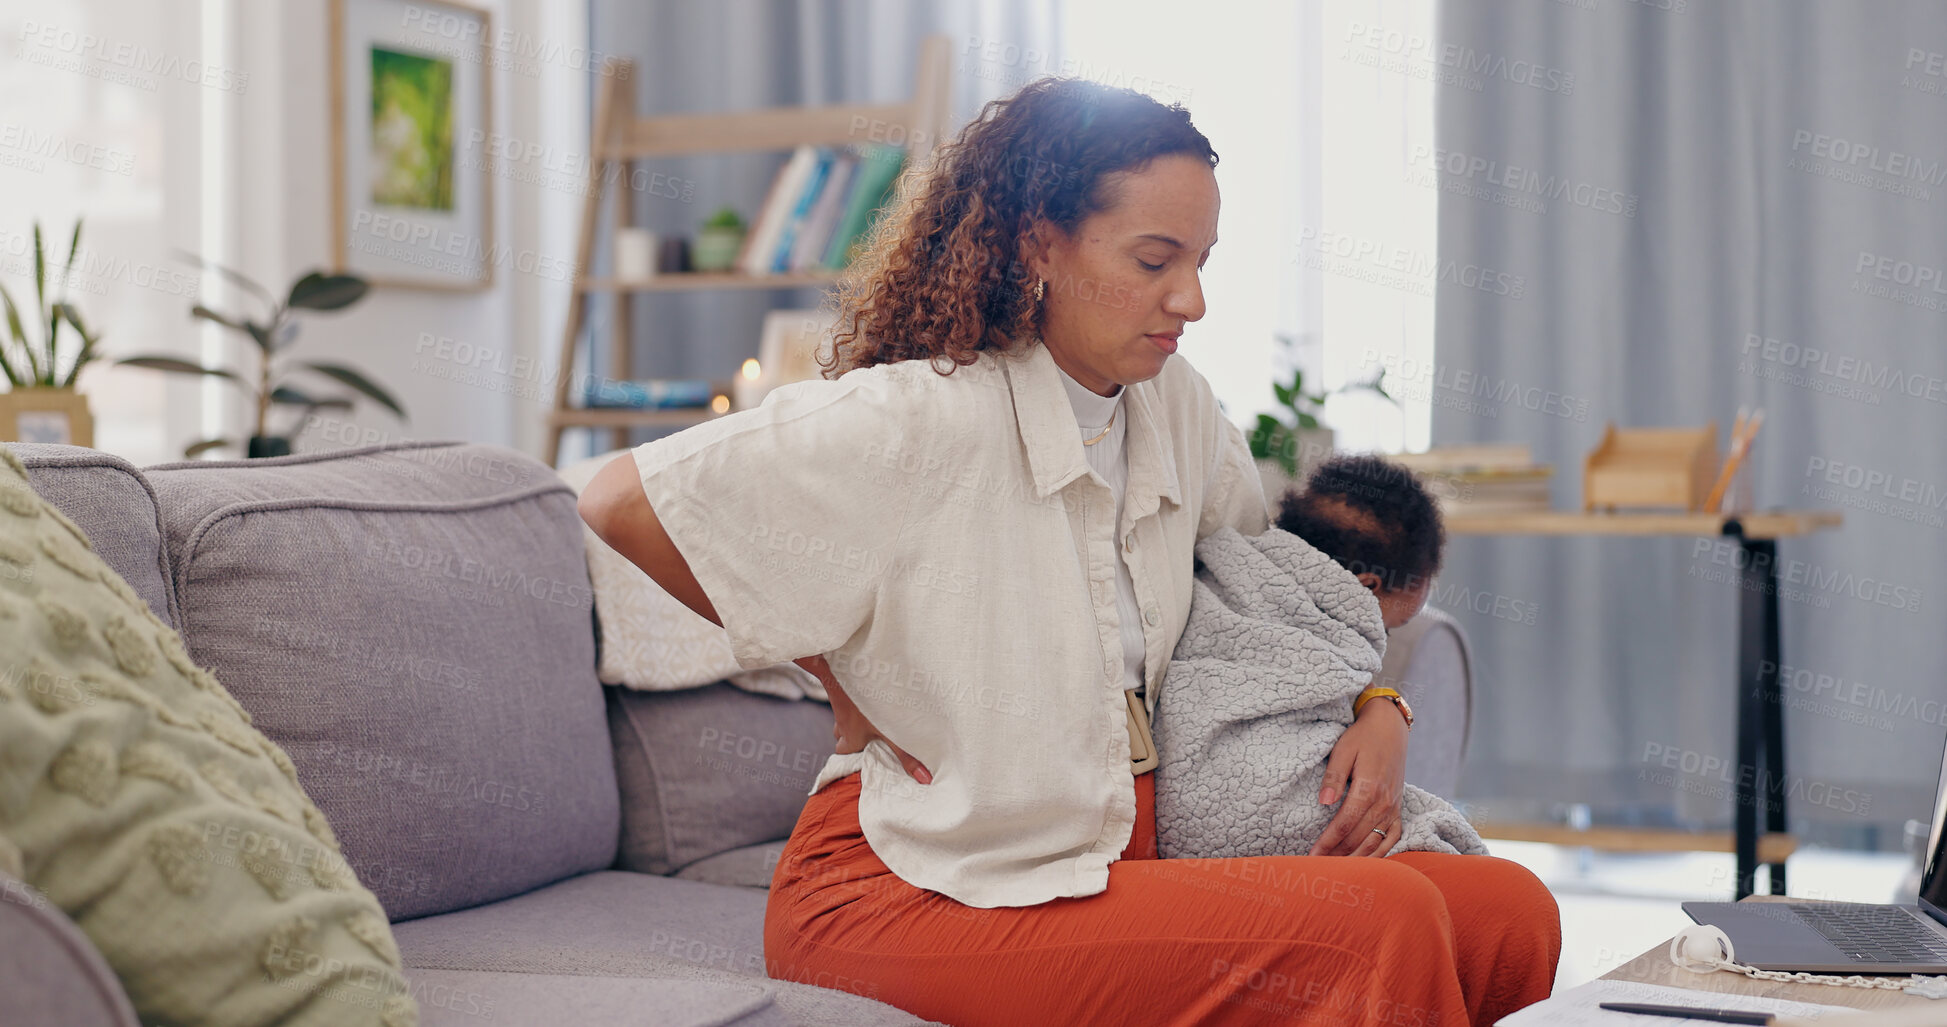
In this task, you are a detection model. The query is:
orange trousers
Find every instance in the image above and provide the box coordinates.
[765,773,1560,1027]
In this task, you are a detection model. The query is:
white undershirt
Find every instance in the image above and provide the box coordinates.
[1054,364,1147,697]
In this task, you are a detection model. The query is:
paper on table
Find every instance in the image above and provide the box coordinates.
[1495,979,1865,1025]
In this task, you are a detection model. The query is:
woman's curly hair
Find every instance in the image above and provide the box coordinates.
[822,77,1217,377]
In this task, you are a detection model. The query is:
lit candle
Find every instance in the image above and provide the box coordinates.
[731,358,764,410]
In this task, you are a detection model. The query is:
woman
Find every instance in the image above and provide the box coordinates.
[579,77,1560,1026]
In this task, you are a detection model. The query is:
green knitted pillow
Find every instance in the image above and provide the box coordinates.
[0,444,418,1027]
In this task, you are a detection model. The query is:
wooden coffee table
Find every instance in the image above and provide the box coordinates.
[1600,897,1936,1012]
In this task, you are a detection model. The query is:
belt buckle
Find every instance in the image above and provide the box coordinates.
[1125,689,1158,775]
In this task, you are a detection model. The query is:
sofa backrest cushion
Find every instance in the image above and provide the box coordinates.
[12,444,176,630]
[608,683,834,875]
[143,442,619,920]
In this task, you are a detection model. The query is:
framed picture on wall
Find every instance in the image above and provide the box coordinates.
[330,0,493,291]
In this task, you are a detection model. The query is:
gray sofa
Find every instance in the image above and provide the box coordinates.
[3,440,936,1027]
[1,439,1475,1027]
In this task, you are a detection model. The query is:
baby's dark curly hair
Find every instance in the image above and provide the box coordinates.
[1275,455,1445,594]
[822,77,1216,376]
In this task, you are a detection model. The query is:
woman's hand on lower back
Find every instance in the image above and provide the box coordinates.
[797,655,933,784]
[1308,698,1409,856]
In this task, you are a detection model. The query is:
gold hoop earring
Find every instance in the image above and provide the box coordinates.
[1034,278,1045,302]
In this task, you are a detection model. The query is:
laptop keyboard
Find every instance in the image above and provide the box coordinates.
[1791,903,1947,963]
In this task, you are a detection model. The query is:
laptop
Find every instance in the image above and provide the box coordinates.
[1682,737,1947,974]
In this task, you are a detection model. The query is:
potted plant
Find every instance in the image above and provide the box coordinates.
[117,258,405,458]
[0,220,102,447]
[692,206,746,273]
[1249,333,1394,502]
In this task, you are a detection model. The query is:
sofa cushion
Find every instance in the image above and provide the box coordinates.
[557,451,825,701]
[12,443,176,629]
[0,872,139,1027]
[607,684,832,874]
[392,870,769,976]
[392,870,936,1026]
[0,444,419,1026]
[405,968,790,1027]
[143,442,619,920]
[672,841,787,890]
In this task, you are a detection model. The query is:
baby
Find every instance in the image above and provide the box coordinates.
[1152,454,1486,859]
[1275,454,1443,633]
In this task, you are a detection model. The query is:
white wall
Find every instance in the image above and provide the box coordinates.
[235,0,589,462]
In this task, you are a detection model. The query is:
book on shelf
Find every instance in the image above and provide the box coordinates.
[769,147,837,273]
[739,145,820,276]
[1391,445,1555,516]
[726,143,908,279]
[583,378,716,410]
[820,144,905,269]
[790,152,857,270]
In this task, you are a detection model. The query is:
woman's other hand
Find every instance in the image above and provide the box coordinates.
[1308,698,1409,856]
[796,655,933,784]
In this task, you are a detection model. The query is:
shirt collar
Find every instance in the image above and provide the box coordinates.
[1053,360,1122,431]
[1002,340,1182,515]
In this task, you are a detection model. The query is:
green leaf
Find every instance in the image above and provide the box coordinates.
[190,304,247,333]
[183,438,233,458]
[61,219,83,296]
[116,355,244,381]
[300,361,405,419]
[31,223,47,318]
[0,281,23,345]
[0,281,29,386]
[0,313,18,387]
[269,385,344,406]
[286,272,369,311]
[55,303,93,342]
[1272,382,1294,408]
[28,224,48,383]
[53,304,98,388]
[172,250,277,310]
[0,280,27,358]
[1296,412,1320,431]
[244,321,274,353]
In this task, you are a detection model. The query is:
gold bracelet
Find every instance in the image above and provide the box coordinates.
[1353,686,1415,729]
[1353,686,1400,717]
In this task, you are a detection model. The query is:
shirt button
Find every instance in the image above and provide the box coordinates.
[1143,607,1160,627]
[1123,532,1135,553]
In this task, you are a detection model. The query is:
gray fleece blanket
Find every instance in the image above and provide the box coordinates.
[1153,527,1487,859]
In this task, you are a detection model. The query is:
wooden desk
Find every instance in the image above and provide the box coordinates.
[1601,896,1934,1012]
[1447,509,1843,899]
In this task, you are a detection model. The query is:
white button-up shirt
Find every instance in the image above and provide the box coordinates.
[632,340,1269,907]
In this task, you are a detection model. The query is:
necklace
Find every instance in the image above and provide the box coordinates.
[1081,406,1118,446]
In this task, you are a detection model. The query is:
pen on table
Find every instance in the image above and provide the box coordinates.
[1597,1001,1772,1024]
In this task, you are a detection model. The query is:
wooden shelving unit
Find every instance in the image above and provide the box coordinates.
[545,37,952,466]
